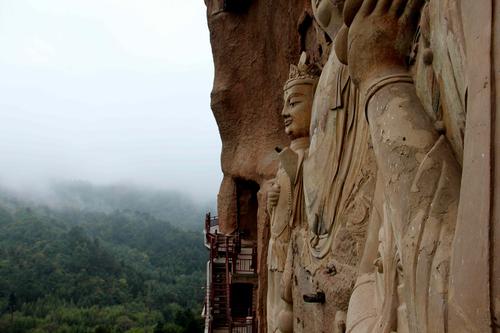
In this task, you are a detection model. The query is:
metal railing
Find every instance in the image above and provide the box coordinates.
[204,212,257,333]
[234,254,256,274]
[231,317,255,333]
[235,257,253,273]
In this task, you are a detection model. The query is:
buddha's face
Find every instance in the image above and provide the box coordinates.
[311,0,344,38]
[281,83,314,140]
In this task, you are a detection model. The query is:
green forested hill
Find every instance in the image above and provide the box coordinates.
[0,198,207,333]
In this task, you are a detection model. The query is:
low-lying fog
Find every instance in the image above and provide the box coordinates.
[0,0,221,203]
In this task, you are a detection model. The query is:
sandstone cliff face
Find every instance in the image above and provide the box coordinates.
[205,0,322,329]
[205,0,499,332]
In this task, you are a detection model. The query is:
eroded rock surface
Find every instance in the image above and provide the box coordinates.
[205,0,499,332]
[205,0,324,329]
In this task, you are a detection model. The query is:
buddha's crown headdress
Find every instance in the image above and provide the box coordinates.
[284,52,321,90]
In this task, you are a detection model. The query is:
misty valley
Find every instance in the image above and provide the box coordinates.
[0,1,220,332]
[0,183,210,333]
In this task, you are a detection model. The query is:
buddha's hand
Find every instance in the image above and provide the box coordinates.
[344,0,424,89]
[267,182,281,213]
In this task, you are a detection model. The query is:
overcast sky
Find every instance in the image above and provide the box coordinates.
[0,0,222,200]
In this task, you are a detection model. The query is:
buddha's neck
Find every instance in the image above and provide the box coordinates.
[290,136,310,152]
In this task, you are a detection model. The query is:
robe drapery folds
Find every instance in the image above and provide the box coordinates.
[303,48,375,260]
[267,139,308,333]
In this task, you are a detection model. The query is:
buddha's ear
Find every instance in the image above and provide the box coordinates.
[335,25,349,65]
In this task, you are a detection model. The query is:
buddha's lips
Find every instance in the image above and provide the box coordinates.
[284,118,292,126]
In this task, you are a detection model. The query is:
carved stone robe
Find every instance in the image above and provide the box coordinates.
[267,139,308,333]
[303,42,376,262]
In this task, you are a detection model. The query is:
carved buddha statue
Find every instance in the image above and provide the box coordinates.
[275,1,378,331]
[338,0,462,332]
[304,0,377,264]
[266,52,319,333]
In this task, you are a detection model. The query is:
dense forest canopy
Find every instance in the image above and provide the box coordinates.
[0,185,208,333]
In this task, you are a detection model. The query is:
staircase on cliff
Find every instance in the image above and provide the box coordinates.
[203,213,257,333]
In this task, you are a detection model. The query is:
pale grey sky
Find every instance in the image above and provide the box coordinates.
[0,0,222,200]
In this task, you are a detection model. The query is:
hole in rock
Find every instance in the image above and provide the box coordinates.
[235,178,259,241]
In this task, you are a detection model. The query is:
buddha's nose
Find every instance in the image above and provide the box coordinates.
[281,106,288,117]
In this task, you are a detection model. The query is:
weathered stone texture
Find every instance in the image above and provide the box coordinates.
[205,0,322,330]
[205,0,499,331]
